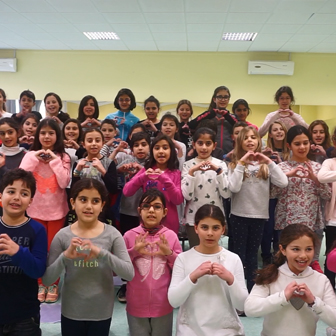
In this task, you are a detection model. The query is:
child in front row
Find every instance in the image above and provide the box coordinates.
[124,189,181,336]
[0,169,48,336]
[42,178,134,336]
[245,224,336,336]
[168,204,248,336]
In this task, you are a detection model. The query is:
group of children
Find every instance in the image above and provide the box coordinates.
[0,85,336,336]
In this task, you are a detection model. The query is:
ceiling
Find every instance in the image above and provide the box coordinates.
[1,0,336,53]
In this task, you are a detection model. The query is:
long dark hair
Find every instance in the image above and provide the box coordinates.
[77,95,99,122]
[62,118,83,144]
[208,86,231,111]
[114,88,136,111]
[195,204,226,227]
[255,224,317,285]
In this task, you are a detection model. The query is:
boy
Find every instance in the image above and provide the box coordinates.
[0,168,47,336]
[100,119,119,158]
[11,90,42,124]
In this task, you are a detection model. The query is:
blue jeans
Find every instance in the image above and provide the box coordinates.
[0,317,41,336]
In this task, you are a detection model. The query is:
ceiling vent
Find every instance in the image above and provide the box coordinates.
[248,61,294,75]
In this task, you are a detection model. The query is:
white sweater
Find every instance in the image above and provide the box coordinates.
[168,247,248,336]
[182,157,230,226]
[244,263,336,336]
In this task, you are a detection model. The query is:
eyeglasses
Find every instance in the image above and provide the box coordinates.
[215,95,230,101]
[140,203,164,211]
[119,98,131,103]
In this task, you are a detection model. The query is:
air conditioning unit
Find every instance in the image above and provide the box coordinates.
[0,58,17,72]
[248,61,294,76]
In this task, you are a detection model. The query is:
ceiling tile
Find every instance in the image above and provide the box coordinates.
[309,43,336,53]
[187,23,224,33]
[0,1,15,12]
[0,42,13,48]
[289,34,328,43]
[143,13,184,24]
[74,24,114,32]
[152,32,186,41]
[0,24,17,33]
[51,32,88,42]
[218,41,251,51]
[149,24,185,33]
[260,24,301,34]
[187,32,221,41]
[255,33,291,42]
[92,40,128,50]
[123,40,158,50]
[103,13,145,23]
[64,41,100,50]
[155,40,187,51]
[5,23,47,34]
[2,0,56,12]
[37,24,79,33]
[138,0,184,13]
[21,12,69,24]
[117,32,153,41]
[223,23,263,32]
[16,32,54,41]
[274,0,324,13]
[248,41,282,51]
[46,0,97,13]
[307,14,336,24]
[186,13,227,24]
[298,24,336,34]
[230,0,278,13]
[279,41,318,52]
[9,41,42,49]
[318,1,336,14]
[185,0,230,13]
[0,12,32,24]
[188,41,219,51]
[111,23,150,32]
[267,12,313,24]
[61,13,107,24]
[226,12,270,24]
[34,40,70,49]
[93,0,141,13]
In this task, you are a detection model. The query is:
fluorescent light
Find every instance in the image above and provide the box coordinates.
[222,32,257,41]
[83,32,120,40]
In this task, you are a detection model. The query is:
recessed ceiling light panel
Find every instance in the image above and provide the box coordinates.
[222,32,257,41]
[83,32,120,40]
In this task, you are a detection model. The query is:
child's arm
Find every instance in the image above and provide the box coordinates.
[208,160,231,199]
[258,111,282,138]
[227,164,244,193]
[269,161,288,188]
[109,141,128,161]
[318,159,336,183]
[306,161,332,200]
[154,233,182,270]
[157,170,184,205]
[1,226,47,279]
[123,168,147,197]
[181,161,197,200]
[100,160,118,194]
[48,152,71,189]
[19,151,41,171]
[290,113,308,128]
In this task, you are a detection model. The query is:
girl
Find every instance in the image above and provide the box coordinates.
[0,118,26,174]
[182,127,230,248]
[105,88,139,141]
[124,189,181,336]
[19,113,39,149]
[77,95,101,131]
[259,86,308,137]
[161,113,186,171]
[224,121,249,162]
[0,89,12,118]
[123,134,183,234]
[168,204,248,336]
[42,178,134,336]
[20,118,71,303]
[44,92,70,126]
[72,129,118,195]
[308,120,332,163]
[228,126,288,291]
[232,99,258,130]
[63,118,83,152]
[245,224,336,336]
[140,95,161,139]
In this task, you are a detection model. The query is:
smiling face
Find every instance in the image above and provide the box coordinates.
[311,124,325,146]
[278,92,292,110]
[234,104,249,122]
[144,102,159,121]
[64,122,80,141]
[213,89,230,110]
[153,139,171,170]
[193,133,216,160]
[83,99,95,118]
[177,103,192,122]
[242,129,259,152]
[118,94,131,112]
[138,196,167,229]
[288,133,310,162]
[19,95,35,114]
[269,122,285,142]
[71,188,105,224]
[161,119,178,140]
[0,123,18,147]
[45,95,60,116]
[280,235,314,275]
[101,123,117,143]
[83,131,103,158]
[22,117,38,137]
[39,126,56,150]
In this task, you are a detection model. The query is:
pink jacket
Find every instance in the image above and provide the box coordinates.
[20,151,71,221]
[123,167,183,234]
[124,225,182,318]
[327,248,336,273]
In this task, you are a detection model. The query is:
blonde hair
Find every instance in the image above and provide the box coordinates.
[266,121,290,161]
[229,126,269,180]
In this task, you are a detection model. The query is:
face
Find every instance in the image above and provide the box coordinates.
[280,235,314,275]
[118,94,131,112]
[213,89,230,110]
[177,103,192,122]
[130,127,143,139]
[39,125,57,150]
[234,104,249,122]
[64,122,80,141]
[0,180,32,218]
[311,124,325,145]
[20,96,35,113]
[153,139,171,168]
[242,130,259,152]
[71,188,105,224]
[288,133,310,161]
[83,131,103,156]
[145,102,159,121]
[161,119,177,139]
[193,133,216,160]
[132,139,149,160]
[22,118,38,136]
[278,92,292,109]
[83,99,95,117]
[232,126,244,142]
[194,217,225,249]
[0,92,6,111]
[269,123,285,142]
[138,197,167,228]
[0,123,18,147]
[101,123,117,143]
[45,95,60,115]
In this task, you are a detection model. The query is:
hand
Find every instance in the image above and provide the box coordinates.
[153,234,172,256]
[286,165,307,178]
[278,109,293,117]
[284,281,299,301]
[294,283,315,305]
[116,141,128,153]
[0,234,19,256]
[270,151,281,164]
[146,168,162,179]
[91,118,101,127]
[19,135,34,144]
[142,119,157,132]
[226,150,233,160]
[44,149,57,162]
[64,237,86,259]
[261,147,273,157]
[190,261,213,283]
[81,118,92,127]
[254,152,272,165]
[76,158,90,172]
[79,240,101,261]
[134,232,151,255]
[304,161,320,185]
[311,144,326,157]
[35,149,53,163]
[211,262,234,285]
[92,158,106,176]
[189,161,208,176]
[51,116,62,125]
[0,153,5,168]
[64,139,79,149]
[240,150,257,164]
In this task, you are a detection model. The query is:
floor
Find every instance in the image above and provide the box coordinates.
[40,236,332,336]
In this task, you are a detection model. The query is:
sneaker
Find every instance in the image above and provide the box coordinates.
[117,284,127,303]
[45,285,59,303]
[38,285,47,303]
[326,327,336,336]
[310,260,324,274]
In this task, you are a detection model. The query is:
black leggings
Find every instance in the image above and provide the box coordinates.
[61,315,111,336]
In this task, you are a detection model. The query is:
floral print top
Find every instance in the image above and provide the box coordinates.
[271,160,331,231]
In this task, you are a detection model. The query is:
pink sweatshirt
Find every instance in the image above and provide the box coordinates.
[123,167,183,234]
[327,248,336,273]
[20,151,71,221]
[124,225,182,318]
